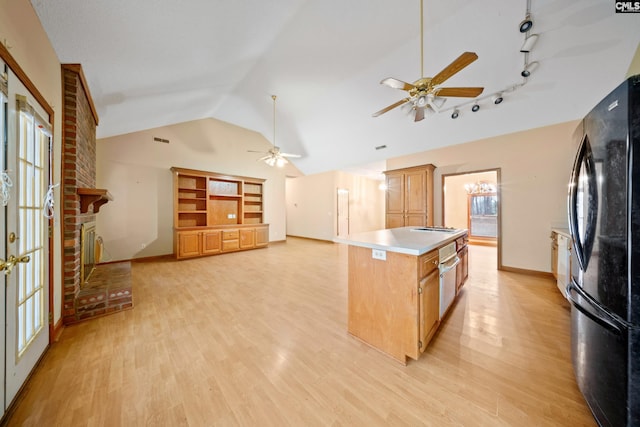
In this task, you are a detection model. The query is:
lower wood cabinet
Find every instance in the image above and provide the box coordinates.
[347,246,441,364]
[175,225,268,259]
[456,235,469,293]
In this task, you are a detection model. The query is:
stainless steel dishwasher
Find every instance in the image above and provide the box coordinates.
[438,241,460,319]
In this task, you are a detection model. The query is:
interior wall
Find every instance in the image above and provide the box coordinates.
[387,120,580,273]
[286,171,384,241]
[443,171,497,230]
[96,117,291,261]
[1,0,63,324]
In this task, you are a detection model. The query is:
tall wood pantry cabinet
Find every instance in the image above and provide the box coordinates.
[171,167,269,259]
[383,164,435,228]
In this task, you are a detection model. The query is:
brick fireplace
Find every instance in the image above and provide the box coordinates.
[62,64,133,324]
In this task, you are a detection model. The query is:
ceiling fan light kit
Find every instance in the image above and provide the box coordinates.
[372,0,484,122]
[248,95,301,168]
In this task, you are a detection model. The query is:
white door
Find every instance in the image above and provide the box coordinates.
[2,66,50,410]
[337,188,349,237]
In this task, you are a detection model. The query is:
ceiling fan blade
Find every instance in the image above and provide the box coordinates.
[435,87,484,97]
[372,98,412,117]
[257,155,272,162]
[248,150,268,153]
[380,78,416,91]
[414,106,425,122]
[281,153,301,158]
[431,52,479,86]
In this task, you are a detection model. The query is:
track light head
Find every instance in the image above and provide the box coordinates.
[520,34,539,53]
[519,14,533,33]
[521,61,539,78]
[471,104,480,112]
[451,109,459,119]
[492,94,504,105]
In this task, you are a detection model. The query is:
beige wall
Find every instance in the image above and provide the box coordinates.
[387,120,580,273]
[1,0,63,324]
[96,118,291,261]
[286,171,384,240]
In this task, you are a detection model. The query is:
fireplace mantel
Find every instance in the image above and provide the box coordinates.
[77,188,113,214]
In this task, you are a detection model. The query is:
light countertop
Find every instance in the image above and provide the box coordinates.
[334,227,468,256]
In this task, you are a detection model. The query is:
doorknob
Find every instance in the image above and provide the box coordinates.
[0,255,30,275]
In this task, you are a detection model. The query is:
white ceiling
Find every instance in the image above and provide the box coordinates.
[30,0,640,176]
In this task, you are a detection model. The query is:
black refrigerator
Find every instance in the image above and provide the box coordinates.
[567,74,640,427]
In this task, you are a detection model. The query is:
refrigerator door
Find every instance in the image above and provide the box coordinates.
[569,80,629,320]
[566,280,629,427]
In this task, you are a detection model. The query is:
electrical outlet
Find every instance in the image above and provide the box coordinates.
[372,249,386,261]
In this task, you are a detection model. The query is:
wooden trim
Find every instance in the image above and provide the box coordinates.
[52,318,64,342]
[383,163,436,175]
[171,166,266,183]
[76,188,113,213]
[61,64,99,125]
[0,43,54,119]
[285,235,334,244]
[499,265,555,280]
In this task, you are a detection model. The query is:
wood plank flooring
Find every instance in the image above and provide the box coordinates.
[3,238,595,426]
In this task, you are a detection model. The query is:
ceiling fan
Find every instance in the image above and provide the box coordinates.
[373,0,484,122]
[249,95,301,167]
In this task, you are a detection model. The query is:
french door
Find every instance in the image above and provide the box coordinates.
[1,63,50,411]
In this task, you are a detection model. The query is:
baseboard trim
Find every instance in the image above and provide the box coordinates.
[286,235,334,244]
[52,318,64,342]
[499,265,554,280]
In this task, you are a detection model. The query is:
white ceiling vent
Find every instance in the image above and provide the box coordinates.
[153,137,170,144]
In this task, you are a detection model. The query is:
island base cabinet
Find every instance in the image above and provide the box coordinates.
[419,267,440,353]
[348,245,445,364]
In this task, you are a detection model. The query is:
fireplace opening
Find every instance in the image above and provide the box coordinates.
[80,221,97,287]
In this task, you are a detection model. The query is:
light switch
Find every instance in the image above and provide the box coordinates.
[372,249,386,261]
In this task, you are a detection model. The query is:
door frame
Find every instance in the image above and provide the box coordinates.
[441,168,502,270]
[1,41,55,344]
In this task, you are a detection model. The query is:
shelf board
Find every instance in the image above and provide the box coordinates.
[178,197,207,201]
[178,210,207,214]
[210,193,242,198]
[77,188,113,214]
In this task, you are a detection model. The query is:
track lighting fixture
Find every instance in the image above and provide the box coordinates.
[492,94,504,104]
[471,104,480,112]
[451,109,459,119]
[521,61,539,77]
[520,34,539,53]
[519,14,533,33]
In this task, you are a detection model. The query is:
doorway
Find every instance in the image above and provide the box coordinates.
[442,169,501,269]
[1,60,51,414]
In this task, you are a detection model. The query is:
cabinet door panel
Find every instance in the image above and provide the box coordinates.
[202,230,222,254]
[178,231,201,258]
[405,214,427,227]
[385,173,405,214]
[255,226,269,247]
[386,214,405,229]
[419,269,440,353]
[240,228,256,249]
[405,171,426,214]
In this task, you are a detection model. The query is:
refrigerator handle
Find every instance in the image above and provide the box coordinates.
[566,280,629,335]
[568,139,585,269]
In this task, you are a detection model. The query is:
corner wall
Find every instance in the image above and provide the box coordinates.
[286,170,385,240]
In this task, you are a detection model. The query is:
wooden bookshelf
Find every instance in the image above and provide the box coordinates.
[171,167,269,259]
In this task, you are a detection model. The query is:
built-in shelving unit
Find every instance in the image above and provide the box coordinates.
[171,167,269,259]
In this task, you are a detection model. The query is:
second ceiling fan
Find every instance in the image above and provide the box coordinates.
[373,0,484,122]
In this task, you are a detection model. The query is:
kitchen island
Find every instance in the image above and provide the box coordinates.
[335,227,469,364]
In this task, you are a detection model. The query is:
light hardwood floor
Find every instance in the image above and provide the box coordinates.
[3,238,595,426]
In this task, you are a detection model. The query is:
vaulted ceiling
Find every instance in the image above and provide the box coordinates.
[31,0,640,176]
